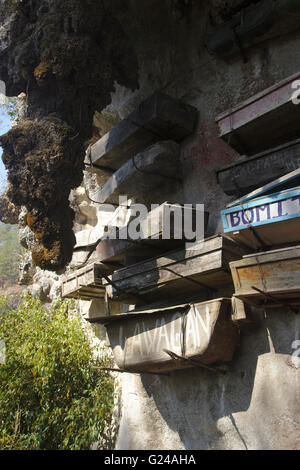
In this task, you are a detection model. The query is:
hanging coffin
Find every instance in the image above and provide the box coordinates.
[96,203,209,265]
[62,263,106,300]
[216,72,300,155]
[221,170,300,249]
[216,139,300,196]
[103,234,248,303]
[88,298,238,373]
[230,246,300,308]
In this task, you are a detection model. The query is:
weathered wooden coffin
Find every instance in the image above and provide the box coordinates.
[216,72,300,155]
[62,263,105,300]
[90,141,181,204]
[103,235,247,303]
[204,0,300,59]
[96,203,209,265]
[86,91,198,172]
[89,298,239,373]
[230,246,300,307]
[221,186,300,249]
[216,139,300,196]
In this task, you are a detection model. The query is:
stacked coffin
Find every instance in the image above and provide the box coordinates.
[216,72,300,310]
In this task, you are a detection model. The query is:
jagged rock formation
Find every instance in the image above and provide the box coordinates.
[0,188,20,224]
[0,0,138,270]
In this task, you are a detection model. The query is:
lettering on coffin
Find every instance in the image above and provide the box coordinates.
[227,196,300,229]
[121,305,212,358]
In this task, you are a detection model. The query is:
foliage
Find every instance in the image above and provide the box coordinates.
[0,224,24,287]
[0,296,114,450]
[0,97,17,122]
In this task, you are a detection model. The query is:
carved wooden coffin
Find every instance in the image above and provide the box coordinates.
[216,139,300,196]
[103,235,247,303]
[221,186,300,249]
[86,91,198,172]
[230,246,300,308]
[216,72,300,155]
[204,0,300,59]
[90,298,239,373]
[96,203,209,265]
[62,263,105,300]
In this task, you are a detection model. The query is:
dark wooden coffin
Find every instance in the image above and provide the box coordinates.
[89,298,239,373]
[230,246,300,308]
[216,139,300,196]
[204,0,300,59]
[86,91,198,172]
[103,235,247,303]
[216,72,300,155]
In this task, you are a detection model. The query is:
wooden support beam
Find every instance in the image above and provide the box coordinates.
[86,91,198,172]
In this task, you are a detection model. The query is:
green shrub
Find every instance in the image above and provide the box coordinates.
[0,295,114,450]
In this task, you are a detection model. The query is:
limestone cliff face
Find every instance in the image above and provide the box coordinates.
[0,0,138,270]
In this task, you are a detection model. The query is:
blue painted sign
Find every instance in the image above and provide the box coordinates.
[222,187,300,233]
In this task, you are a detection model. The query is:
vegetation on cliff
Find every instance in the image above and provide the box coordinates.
[0,296,114,450]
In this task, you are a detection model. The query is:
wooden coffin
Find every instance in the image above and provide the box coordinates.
[216,72,300,155]
[216,139,300,196]
[89,298,239,373]
[103,235,247,303]
[86,91,197,172]
[221,186,300,249]
[96,203,209,265]
[204,0,300,59]
[230,246,300,308]
[90,141,181,205]
[62,263,105,300]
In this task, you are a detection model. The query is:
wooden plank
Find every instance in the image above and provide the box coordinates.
[87,92,198,172]
[90,141,181,204]
[216,141,300,197]
[204,0,300,59]
[216,71,300,155]
[231,297,249,324]
[230,246,300,306]
[221,186,300,248]
[62,263,106,300]
[104,298,238,373]
[104,235,247,302]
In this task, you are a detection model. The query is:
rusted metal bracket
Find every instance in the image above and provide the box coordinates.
[163,349,227,374]
[93,366,170,377]
[159,267,217,295]
[251,286,299,314]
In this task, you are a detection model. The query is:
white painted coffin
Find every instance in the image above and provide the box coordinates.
[98,298,238,373]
